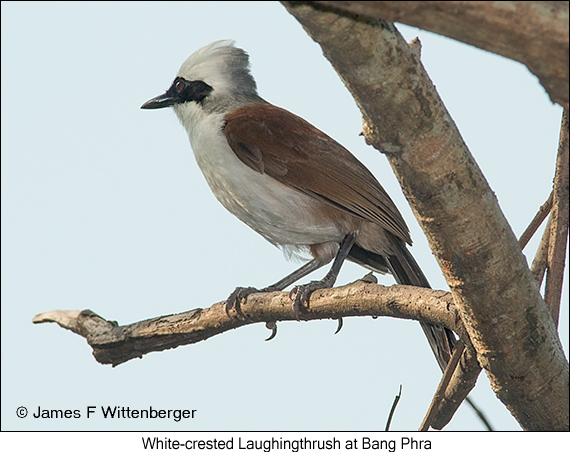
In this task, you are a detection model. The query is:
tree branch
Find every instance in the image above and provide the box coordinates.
[281,1,568,431]
[545,109,569,327]
[431,341,482,430]
[33,281,471,367]
[530,216,552,286]
[420,341,466,431]
[307,1,569,109]
[519,191,553,250]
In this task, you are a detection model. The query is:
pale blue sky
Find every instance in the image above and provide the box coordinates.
[2,1,567,432]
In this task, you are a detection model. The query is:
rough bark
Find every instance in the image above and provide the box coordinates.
[281,1,569,431]
[33,281,472,367]
[308,1,569,109]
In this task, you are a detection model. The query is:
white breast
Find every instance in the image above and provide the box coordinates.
[174,104,345,249]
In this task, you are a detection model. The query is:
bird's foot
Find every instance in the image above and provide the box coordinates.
[226,287,279,341]
[226,286,260,318]
[289,278,334,318]
[289,279,343,333]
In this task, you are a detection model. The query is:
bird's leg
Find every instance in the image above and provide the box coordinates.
[290,233,357,317]
[226,258,327,340]
[225,258,327,317]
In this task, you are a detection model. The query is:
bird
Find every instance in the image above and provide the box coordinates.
[141,40,455,370]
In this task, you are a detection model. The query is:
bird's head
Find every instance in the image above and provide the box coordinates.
[141,40,260,117]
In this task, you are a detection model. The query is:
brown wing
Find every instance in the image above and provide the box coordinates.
[223,103,411,244]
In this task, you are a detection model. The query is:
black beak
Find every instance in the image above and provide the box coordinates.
[141,78,213,109]
[140,92,177,110]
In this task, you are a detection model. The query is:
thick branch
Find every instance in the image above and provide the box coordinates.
[33,281,470,367]
[309,1,569,109]
[282,2,568,431]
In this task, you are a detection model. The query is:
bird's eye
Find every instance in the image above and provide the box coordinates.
[175,80,184,92]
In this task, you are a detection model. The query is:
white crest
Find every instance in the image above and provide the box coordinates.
[177,40,258,100]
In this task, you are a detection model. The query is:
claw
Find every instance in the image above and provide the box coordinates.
[334,317,343,334]
[291,280,329,317]
[289,286,298,300]
[225,298,234,317]
[289,286,303,318]
[226,286,257,318]
[292,288,308,318]
[265,322,277,341]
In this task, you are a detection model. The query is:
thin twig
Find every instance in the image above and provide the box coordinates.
[519,191,553,250]
[385,385,402,431]
[465,397,494,431]
[419,341,466,431]
[545,109,569,328]
[530,217,552,287]
[430,347,486,430]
